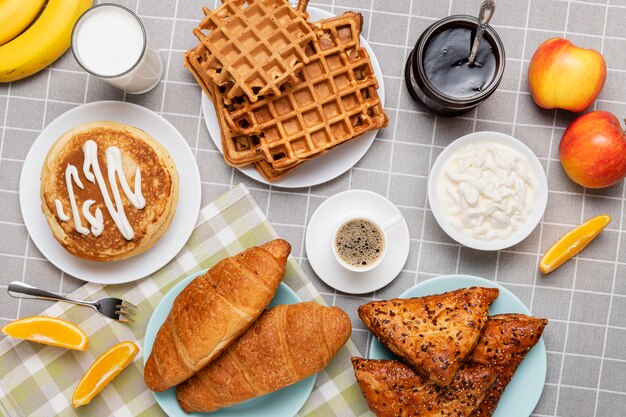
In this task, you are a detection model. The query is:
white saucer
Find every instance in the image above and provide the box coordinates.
[201,7,386,188]
[305,190,410,294]
[19,101,202,284]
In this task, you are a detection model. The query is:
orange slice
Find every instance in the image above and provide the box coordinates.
[1,316,88,351]
[72,341,139,408]
[540,214,611,274]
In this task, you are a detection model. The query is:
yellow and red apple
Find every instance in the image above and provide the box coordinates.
[528,38,606,113]
[560,111,626,188]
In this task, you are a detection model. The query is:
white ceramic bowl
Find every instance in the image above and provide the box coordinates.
[428,131,548,251]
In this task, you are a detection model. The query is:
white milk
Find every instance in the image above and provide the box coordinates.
[72,4,163,94]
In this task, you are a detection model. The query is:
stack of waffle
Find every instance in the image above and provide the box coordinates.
[184,0,388,181]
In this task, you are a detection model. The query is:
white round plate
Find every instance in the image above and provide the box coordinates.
[305,190,410,294]
[428,131,548,251]
[19,101,201,284]
[201,7,386,188]
[369,275,547,417]
[144,271,315,417]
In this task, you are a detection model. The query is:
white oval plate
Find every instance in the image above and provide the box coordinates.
[369,275,547,417]
[19,101,201,284]
[201,7,386,188]
[305,190,410,294]
[428,131,548,251]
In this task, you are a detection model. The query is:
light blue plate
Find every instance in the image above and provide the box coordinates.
[144,270,316,417]
[369,275,547,417]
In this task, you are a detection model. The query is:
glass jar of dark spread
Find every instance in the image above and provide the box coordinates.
[405,15,505,117]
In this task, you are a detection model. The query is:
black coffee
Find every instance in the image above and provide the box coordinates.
[335,219,384,268]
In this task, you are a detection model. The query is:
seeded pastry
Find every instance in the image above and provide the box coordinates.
[469,314,548,417]
[351,358,497,417]
[352,313,547,417]
[358,287,499,386]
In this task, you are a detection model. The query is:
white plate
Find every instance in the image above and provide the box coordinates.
[201,7,386,188]
[305,190,410,294]
[19,101,201,284]
[368,275,547,417]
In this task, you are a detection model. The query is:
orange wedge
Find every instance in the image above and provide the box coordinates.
[72,341,139,408]
[1,316,88,351]
[540,214,611,274]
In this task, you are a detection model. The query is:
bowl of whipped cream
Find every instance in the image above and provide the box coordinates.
[428,131,548,251]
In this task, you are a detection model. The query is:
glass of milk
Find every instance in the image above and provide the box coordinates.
[71,3,163,94]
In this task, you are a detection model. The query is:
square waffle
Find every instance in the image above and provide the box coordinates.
[191,0,315,103]
[202,80,296,181]
[253,159,295,182]
[186,11,388,177]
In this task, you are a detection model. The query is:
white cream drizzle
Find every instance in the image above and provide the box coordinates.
[82,200,104,237]
[64,164,90,236]
[54,140,146,240]
[54,200,70,221]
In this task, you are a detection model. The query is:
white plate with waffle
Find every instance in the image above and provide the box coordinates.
[201,7,386,188]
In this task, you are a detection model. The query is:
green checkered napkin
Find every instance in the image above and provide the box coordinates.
[0,184,371,417]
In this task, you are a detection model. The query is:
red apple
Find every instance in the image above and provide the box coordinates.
[560,111,626,188]
[528,38,606,113]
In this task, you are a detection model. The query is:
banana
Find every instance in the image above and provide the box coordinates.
[0,0,46,45]
[0,0,93,83]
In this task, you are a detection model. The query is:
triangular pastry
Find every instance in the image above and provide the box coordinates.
[351,357,497,417]
[469,314,548,417]
[358,287,499,386]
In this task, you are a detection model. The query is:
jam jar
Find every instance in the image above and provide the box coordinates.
[405,15,506,117]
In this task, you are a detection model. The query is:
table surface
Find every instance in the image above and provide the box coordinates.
[1,0,626,416]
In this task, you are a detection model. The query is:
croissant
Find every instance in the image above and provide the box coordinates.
[176,302,352,413]
[143,239,290,391]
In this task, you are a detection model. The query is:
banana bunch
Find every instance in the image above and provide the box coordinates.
[0,0,93,83]
[0,0,45,45]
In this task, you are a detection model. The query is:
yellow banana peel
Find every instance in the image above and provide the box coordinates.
[0,0,93,83]
[0,0,46,46]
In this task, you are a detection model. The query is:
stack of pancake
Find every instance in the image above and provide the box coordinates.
[40,121,179,261]
[184,0,388,181]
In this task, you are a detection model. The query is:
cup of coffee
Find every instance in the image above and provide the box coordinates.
[332,213,403,272]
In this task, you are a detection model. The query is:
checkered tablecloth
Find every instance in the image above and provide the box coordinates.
[0,184,369,417]
[2,1,626,416]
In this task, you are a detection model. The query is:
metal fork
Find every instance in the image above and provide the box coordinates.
[7,281,136,323]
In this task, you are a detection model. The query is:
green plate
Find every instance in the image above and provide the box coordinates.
[144,270,315,417]
[368,275,547,417]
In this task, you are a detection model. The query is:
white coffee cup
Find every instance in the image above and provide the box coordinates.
[332,212,403,272]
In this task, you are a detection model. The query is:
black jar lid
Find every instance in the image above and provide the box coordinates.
[410,15,506,108]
